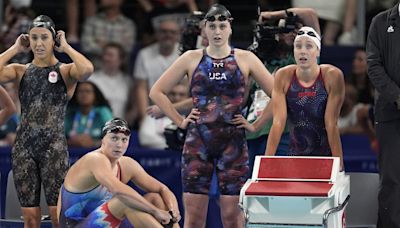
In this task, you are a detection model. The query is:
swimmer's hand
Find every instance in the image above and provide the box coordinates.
[178,108,200,129]
[232,114,256,132]
[14,34,31,53]
[153,209,172,225]
[54,30,70,53]
[169,209,181,224]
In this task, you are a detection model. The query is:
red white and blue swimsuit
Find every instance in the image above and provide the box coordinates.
[286,69,331,156]
[182,48,249,195]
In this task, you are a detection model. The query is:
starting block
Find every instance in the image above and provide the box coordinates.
[239,156,350,228]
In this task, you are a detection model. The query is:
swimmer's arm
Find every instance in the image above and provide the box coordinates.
[0,35,28,83]
[149,51,193,127]
[64,46,94,81]
[54,30,93,81]
[246,51,274,97]
[147,97,193,119]
[91,155,162,215]
[265,69,287,156]
[0,86,16,125]
[324,67,345,170]
[173,97,193,115]
[127,158,180,219]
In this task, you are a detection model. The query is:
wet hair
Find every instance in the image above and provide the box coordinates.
[28,15,56,38]
[102,118,131,137]
[204,4,233,22]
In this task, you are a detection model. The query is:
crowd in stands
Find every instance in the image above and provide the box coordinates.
[0,0,393,153]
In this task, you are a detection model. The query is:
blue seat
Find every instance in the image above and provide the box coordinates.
[341,134,378,172]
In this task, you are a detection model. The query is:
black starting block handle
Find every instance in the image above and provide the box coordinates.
[322,195,350,228]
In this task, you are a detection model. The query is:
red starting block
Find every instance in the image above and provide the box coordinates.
[239,156,350,228]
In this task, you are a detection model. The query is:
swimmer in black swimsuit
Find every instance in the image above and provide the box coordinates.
[0,15,94,227]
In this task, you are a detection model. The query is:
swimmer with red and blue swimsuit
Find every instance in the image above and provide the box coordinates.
[265,26,345,168]
[150,4,275,227]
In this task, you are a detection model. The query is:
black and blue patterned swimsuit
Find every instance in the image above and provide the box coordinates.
[11,62,70,207]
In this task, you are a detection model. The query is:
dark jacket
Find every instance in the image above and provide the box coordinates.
[367,3,400,122]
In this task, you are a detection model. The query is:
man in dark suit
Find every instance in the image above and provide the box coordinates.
[367,2,400,227]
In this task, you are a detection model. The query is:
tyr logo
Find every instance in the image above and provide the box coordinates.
[213,62,224,68]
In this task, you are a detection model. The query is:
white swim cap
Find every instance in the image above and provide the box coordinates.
[294,26,321,50]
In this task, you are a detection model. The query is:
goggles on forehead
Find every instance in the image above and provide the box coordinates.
[295,26,321,50]
[31,21,56,36]
[205,15,233,22]
[107,126,131,136]
[297,30,318,39]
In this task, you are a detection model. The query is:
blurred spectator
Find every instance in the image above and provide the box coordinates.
[137,0,196,45]
[345,48,377,151]
[0,82,20,147]
[337,0,358,45]
[65,0,97,43]
[65,81,113,148]
[346,48,374,104]
[0,114,18,147]
[339,83,377,151]
[133,18,181,124]
[124,83,141,131]
[89,42,131,118]
[139,80,189,149]
[81,0,136,69]
[292,0,358,46]
[338,83,365,134]
[0,0,34,63]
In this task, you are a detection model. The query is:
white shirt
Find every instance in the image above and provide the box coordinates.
[134,43,179,89]
[338,103,364,129]
[90,70,131,118]
[139,115,172,149]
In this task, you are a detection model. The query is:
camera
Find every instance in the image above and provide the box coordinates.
[249,11,301,62]
[164,123,187,151]
[179,11,205,54]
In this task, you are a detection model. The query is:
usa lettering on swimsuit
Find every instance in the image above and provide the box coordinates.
[213,62,224,68]
[209,72,227,80]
